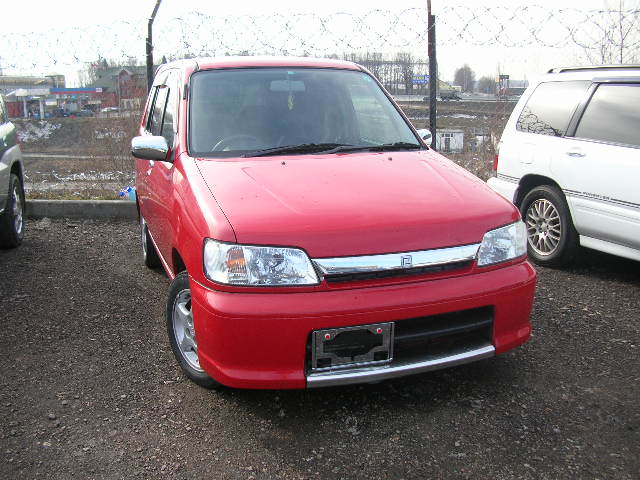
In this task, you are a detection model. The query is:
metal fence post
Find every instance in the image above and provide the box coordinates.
[146,0,163,92]
[428,1,437,149]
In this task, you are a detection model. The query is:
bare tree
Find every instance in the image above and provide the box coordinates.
[477,76,496,94]
[395,52,414,93]
[454,64,476,92]
[572,0,640,64]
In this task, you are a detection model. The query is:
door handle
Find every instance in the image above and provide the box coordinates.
[566,150,585,158]
[149,160,155,167]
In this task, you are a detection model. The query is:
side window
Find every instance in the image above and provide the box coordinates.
[148,86,169,136]
[142,88,157,130]
[575,84,640,147]
[161,73,179,146]
[516,81,590,136]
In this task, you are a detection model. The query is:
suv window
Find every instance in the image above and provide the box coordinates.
[575,83,640,147]
[516,81,590,137]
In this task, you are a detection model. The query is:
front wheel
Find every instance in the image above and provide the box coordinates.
[166,272,220,389]
[520,185,578,267]
[0,173,25,248]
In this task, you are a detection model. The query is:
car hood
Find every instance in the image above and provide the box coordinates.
[194,150,519,258]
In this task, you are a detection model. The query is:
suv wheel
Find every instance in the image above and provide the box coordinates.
[0,173,25,248]
[521,185,578,267]
[167,272,221,389]
[140,216,161,268]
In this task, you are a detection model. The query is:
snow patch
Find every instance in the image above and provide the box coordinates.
[94,128,126,140]
[17,122,62,143]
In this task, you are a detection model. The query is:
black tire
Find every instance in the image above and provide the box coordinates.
[520,185,578,267]
[140,216,161,268]
[0,173,25,249]
[166,271,221,389]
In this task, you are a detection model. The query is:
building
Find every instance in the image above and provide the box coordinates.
[0,75,66,117]
[0,74,65,95]
[435,129,464,153]
[87,65,149,111]
[0,74,65,118]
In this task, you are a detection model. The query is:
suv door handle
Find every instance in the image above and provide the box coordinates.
[566,150,585,158]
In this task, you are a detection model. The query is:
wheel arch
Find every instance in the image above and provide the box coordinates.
[172,248,187,275]
[515,174,564,207]
[10,160,23,180]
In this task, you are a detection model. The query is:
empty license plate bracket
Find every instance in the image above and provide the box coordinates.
[311,322,394,372]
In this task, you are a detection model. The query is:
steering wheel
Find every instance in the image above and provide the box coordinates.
[211,134,263,152]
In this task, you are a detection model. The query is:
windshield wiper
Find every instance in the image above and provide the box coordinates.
[323,142,423,154]
[242,141,422,157]
[242,143,351,158]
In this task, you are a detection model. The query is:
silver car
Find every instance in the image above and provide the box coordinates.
[0,95,25,248]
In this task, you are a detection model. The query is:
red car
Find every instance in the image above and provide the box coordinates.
[132,57,536,389]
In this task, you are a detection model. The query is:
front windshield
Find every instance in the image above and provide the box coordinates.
[189,67,420,157]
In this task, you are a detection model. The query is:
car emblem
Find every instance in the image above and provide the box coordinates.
[401,255,412,268]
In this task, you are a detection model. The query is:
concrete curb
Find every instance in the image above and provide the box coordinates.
[26,200,137,220]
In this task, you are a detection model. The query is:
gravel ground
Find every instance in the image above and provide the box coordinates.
[1,219,638,479]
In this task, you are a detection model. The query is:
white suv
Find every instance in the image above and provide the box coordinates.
[488,66,640,266]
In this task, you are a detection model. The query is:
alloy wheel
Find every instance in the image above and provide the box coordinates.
[172,289,203,372]
[12,184,23,237]
[525,198,562,256]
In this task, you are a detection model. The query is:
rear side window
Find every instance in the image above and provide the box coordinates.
[516,81,590,136]
[575,84,640,147]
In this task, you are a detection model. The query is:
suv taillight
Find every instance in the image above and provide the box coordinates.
[493,153,499,171]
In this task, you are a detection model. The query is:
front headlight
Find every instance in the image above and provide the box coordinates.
[477,221,527,267]
[203,239,319,286]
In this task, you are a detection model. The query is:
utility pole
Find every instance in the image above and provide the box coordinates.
[146,0,163,92]
[427,0,437,149]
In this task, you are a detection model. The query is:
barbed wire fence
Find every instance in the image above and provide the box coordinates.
[2,6,638,73]
[1,4,638,197]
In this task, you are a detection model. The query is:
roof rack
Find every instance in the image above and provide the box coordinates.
[548,65,640,74]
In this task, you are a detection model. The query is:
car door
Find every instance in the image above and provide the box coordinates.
[499,80,591,184]
[138,74,165,243]
[552,81,640,251]
[144,70,180,264]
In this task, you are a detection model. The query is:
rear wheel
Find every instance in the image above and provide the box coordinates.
[0,173,25,249]
[167,272,220,389]
[520,185,578,267]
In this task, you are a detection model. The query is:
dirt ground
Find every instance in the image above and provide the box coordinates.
[1,219,638,479]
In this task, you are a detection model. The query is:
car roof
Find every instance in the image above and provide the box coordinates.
[537,65,640,83]
[547,65,640,74]
[158,56,362,76]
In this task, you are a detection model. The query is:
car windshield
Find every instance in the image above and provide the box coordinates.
[189,67,421,157]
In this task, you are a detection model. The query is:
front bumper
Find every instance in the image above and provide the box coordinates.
[190,261,536,389]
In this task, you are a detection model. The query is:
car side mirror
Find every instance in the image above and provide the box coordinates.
[417,128,432,144]
[131,136,170,162]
